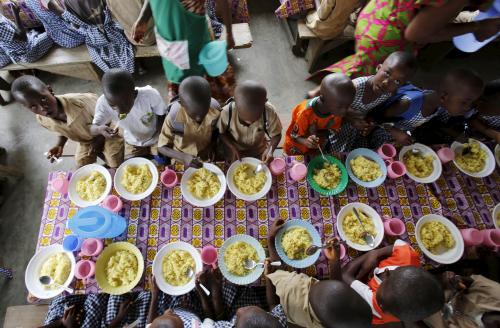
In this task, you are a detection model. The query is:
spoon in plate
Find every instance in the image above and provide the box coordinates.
[352,208,376,248]
[39,275,74,293]
[244,259,281,270]
[186,268,210,296]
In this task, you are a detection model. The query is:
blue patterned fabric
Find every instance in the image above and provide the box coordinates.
[44,293,109,327]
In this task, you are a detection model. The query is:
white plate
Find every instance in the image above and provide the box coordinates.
[218,234,265,285]
[336,202,384,252]
[345,148,387,188]
[275,220,321,268]
[493,203,500,230]
[495,144,500,168]
[25,244,76,299]
[226,158,272,202]
[152,242,203,296]
[114,158,159,201]
[399,143,442,184]
[450,139,495,178]
[415,214,464,264]
[180,163,227,207]
[68,164,112,207]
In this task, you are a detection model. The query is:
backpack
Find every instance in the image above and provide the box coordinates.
[224,98,270,138]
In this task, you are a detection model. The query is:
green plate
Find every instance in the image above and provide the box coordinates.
[307,155,348,196]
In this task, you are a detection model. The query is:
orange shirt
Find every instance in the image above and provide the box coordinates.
[284,98,342,155]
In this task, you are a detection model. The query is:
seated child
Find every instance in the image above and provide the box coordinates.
[105,291,152,327]
[91,69,167,160]
[267,219,372,328]
[469,79,500,144]
[343,240,444,325]
[329,51,417,152]
[284,73,355,155]
[217,80,282,163]
[0,5,53,68]
[11,75,124,168]
[157,76,221,168]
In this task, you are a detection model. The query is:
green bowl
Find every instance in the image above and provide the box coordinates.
[307,155,348,196]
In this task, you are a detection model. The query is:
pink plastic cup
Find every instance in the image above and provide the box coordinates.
[201,245,218,268]
[481,229,500,248]
[387,161,406,179]
[75,260,95,283]
[377,144,397,160]
[50,176,69,194]
[290,161,307,181]
[437,147,455,164]
[460,228,484,246]
[323,243,346,260]
[383,218,406,236]
[102,195,123,213]
[270,158,286,176]
[161,169,178,188]
[79,238,103,257]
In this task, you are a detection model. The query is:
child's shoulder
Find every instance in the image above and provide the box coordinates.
[137,85,162,98]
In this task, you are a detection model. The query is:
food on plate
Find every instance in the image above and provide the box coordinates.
[455,141,486,173]
[281,227,312,260]
[106,250,138,287]
[313,162,341,189]
[224,241,258,276]
[162,250,195,286]
[121,164,153,194]
[497,212,500,228]
[233,163,266,195]
[342,211,377,245]
[39,253,71,289]
[350,156,382,182]
[403,152,434,178]
[187,168,220,199]
[76,171,106,201]
[420,221,455,254]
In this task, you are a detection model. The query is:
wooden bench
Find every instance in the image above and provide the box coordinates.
[0,23,253,81]
[3,305,49,328]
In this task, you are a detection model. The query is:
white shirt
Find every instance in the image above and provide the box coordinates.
[93,86,167,147]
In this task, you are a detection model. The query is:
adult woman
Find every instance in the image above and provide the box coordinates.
[308,0,500,97]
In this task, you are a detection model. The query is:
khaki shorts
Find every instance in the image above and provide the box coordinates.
[124,143,158,160]
[75,137,124,168]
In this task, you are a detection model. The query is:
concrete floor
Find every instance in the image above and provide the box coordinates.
[0,0,499,324]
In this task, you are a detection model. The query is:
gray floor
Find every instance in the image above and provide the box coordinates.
[0,0,499,324]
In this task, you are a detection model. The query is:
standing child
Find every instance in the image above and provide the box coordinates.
[284,73,355,155]
[91,69,167,160]
[157,76,221,168]
[11,75,124,168]
[218,80,282,163]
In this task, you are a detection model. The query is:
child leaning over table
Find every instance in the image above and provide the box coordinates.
[157,76,221,168]
[267,219,372,328]
[91,69,168,160]
[11,75,124,168]
[217,80,282,163]
[468,79,500,144]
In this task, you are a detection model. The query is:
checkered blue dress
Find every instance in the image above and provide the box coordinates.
[25,0,84,48]
[44,293,109,327]
[478,114,500,130]
[61,8,134,73]
[105,291,152,328]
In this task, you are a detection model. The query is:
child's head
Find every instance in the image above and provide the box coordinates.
[234,80,268,125]
[373,51,418,95]
[319,73,355,117]
[310,280,372,328]
[150,309,184,328]
[179,76,212,124]
[102,68,137,116]
[377,266,444,322]
[11,75,58,118]
[235,306,283,328]
[440,68,484,116]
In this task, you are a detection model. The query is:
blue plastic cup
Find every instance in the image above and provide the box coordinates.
[63,235,83,252]
[199,40,228,77]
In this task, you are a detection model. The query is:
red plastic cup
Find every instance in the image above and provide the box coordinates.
[201,245,218,268]
[377,144,397,160]
[161,168,178,188]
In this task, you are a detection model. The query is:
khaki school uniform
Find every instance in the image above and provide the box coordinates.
[36,93,124,168]
[217,101,282,158]
[157,99,220,161]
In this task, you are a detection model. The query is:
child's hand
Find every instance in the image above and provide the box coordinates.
[493,131,500,145]
[390,128,413,146]
[261,145,274,164]
[269,219,285,238]
[115,299,132,322]
[229,145,241,162]
[323,238,341,262]
[96,125,117,138]
[89,135,105,156]
[61,306,79,328]
[149,273,159,297]
[304,135,319,149]
[182,154,203,169]
[47,145,64,162]
[264,258,280,275]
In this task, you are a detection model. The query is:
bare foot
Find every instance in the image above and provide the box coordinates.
[306,86,320,99]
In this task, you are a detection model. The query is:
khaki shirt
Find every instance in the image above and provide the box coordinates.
[158,99,220,160]
[36,93,97,144]
[217,102,282,156]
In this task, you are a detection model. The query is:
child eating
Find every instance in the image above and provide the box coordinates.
[469,79,500,144]
[91,69,167,159]
[11,75,123,168]
[284,73,355,155]
[218,80,283,163]
[157,76,221,168]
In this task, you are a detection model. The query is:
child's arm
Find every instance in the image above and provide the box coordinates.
[90,125,118,138]
[218,132,241,162]
[323,238,342,281]
[108,300,132,328]
[10,3,27,41]
[342,246,392,284]
[46,136,68,163]
[147,274,160,324]
[262,133,282,163]
[47,0,65,16]
[195,269,215,319]
[267,219,285,262]
[132,0,152,43]
[211,268,225,320]
[469,117,500,144]
[157,146,203,168]
[216,0,234,49]
[264,259,280,311]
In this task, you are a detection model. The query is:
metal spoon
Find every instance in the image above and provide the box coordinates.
[186,268,210,296]
[243,259,281,270]
[39,275,74,293]
[254,163,265,175]
[352,208,375,247]
[305,244,330,256]
[376,122,395,129]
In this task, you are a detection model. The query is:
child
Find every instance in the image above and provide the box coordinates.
[157,76,221,168]
[217,80,282,163]
[91,69,167,159]
[469,79,500,144]
[11,75,124,168]
[343,240,444,324]
[267,220,372,328]
[284,73,355,155]
[41,294,109,327]
[328,51,417,152]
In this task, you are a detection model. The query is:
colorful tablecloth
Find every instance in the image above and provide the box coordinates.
[36,156,500,294]
[275,0,315,19]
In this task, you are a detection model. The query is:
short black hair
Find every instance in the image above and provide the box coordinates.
[179,76,212,114]
[11,75,48,99]
[441,68,484,94]
[238,312,282,328]
[381,266,444,322]
[385,51,418,73]
[102,68,135,97]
